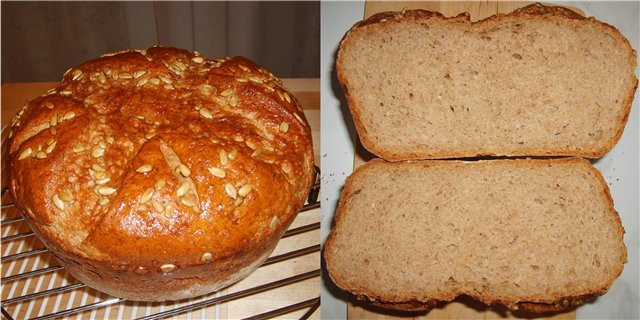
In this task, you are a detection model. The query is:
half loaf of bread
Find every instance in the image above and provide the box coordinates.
[324,158,626,312]
[337,4,637,160]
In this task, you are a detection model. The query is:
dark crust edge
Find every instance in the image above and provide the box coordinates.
[336,3,638,161]
[323,157,627,313]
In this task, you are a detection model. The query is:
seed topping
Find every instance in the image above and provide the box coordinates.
[140,187,154,204]
[50,113,58,127]
[180,195,196,207]
[177,164,191,177]
[279,122,289,133]
[219,150,229,165]
[160,264,177,273]
[18,147,33,160]
[152,199,164,213]
[228,148,238,160]
[192,56,204,64]
[207,166,226,178]
[201,252,213,262]
[91,147,105,158]
[176,181,190,197]
[154,178,166,191]
[63,111,76,121]
[52,194,65,210]
[238,184,253,197]
[35,151,47,159]
[98,196,110,206]
[93,170,107,180]
[229,95,238,107]
[97,186,117,196]
[59,189,74,202]
[136,164,153,173]
[95,177,111,185]
[199,107,213,119]
[225,183,237,199]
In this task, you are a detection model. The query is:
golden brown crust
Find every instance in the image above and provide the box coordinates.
[8,46,315,301]
[324,157,625,313]
[336,3,637,161]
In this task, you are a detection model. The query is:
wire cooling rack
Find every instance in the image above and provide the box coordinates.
[0,153,321,319]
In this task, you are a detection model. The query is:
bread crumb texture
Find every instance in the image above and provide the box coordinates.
[8,46,315,301]
[337,4,637,160]
[325,158,626,311]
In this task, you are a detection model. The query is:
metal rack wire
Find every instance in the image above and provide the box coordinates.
[1,167,321,320]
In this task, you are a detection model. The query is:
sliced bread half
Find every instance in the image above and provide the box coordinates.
[337,4,637,160]
[324,157,626,312]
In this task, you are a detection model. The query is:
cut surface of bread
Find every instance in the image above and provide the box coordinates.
[337,4,637,160]
[324,158,626,312]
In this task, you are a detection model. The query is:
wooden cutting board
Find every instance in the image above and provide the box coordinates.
[348,1,584,319]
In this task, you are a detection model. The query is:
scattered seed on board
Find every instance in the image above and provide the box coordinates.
[136,164,153,173]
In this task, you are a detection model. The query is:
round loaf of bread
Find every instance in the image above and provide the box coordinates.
[7,46,315,301]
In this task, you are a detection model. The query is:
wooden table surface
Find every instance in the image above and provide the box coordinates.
[0,79,320,320]
[347,2,582,320]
